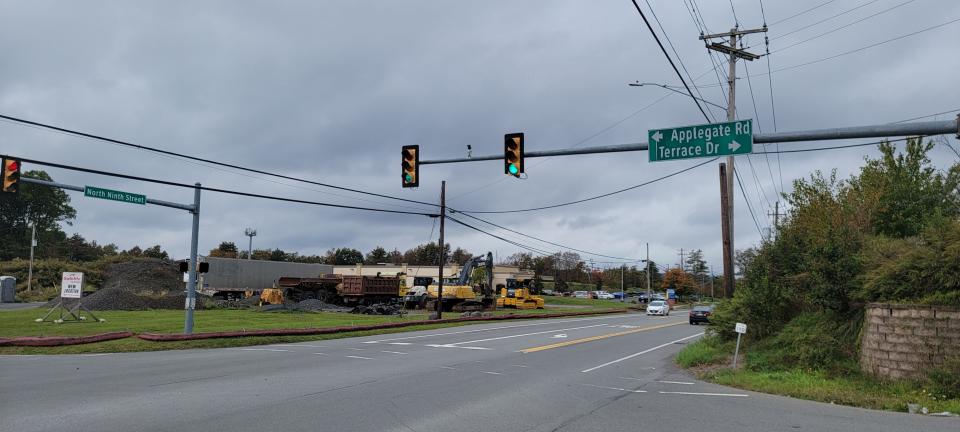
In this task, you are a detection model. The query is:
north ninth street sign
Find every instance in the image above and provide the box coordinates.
[648,119,753,162]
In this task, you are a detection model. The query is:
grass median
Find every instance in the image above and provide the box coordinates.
[676,335,960,414]
[0,299,628,354]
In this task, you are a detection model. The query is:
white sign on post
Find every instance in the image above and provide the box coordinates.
[735,322,747,334]
[60,272,84,299]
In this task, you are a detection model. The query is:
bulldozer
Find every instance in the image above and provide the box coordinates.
[496,278,544,310]
[421,252,496,312]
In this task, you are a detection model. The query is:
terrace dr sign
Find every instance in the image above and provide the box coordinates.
[648,119,753,162]
[84,186,146,205]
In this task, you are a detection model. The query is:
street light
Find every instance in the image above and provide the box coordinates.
[628,81,727,110]
[244,228,257,260]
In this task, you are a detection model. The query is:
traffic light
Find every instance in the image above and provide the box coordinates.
[2,157,20,194]
[401,145,419,188]
[504,133,524,177]
[179,261,189,273]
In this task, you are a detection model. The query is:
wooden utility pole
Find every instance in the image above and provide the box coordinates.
[767,201,784,240]
[435,181,446,320]
[719,163,735,297]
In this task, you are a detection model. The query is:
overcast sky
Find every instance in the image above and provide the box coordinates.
[2,0,958,271]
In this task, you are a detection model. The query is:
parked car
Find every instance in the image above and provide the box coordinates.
[689,305,715,325]
[541,289,556,296]
[593,291,615,300]
[646,300,670,316]
[573,291,590,299]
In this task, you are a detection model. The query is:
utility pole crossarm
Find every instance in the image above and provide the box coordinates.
[699,27,767,40]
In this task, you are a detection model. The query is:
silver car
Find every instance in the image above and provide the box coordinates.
[646,300,670,316]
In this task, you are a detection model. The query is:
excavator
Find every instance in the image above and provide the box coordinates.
[497,277,545,310]
[420,252,496,312]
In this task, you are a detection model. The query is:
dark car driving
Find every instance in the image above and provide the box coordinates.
[689,305,714,325]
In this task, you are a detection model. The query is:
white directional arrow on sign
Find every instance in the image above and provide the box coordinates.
[651,130,663,143]
[729,140,741,152]
[551,334,568,339]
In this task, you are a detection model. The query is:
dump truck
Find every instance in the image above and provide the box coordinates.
[263,274,403,305]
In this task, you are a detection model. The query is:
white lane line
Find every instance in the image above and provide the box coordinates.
[79,353,112,357]
[657,380,695,385]
[580,333,704,373]
[313,352,329,356]
[425,344,492,350]
[380,351,408,355]
[618,377,645,382]
[580,383,647,393]
[444,323,610,347]
[270,344,327,348]
[480,371,502,375]
[510,364,529,368]
[345,355,374,360]
[362,315,634,344]
[387,342,412,346]
[658,391,747,397]
[234,348,291,352]
[345,347,367,351]
[440,366,458,370]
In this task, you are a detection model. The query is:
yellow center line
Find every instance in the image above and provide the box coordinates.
[519,321,686,354]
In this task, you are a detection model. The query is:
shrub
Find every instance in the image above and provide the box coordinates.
[928,357,960,399]
[745,311,862,375]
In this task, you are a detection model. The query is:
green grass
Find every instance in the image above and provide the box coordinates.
[676,335,960,413]
[543,296,632,309]
[0,304,624,354]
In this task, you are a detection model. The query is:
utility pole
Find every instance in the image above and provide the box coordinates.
[244,228,257,260]
[767,201,784,240]
[27,220,36,291]
[710,266,715,299]
[435,181,446,320]
[645,243,651,301]
[620,264,625,302]
[701,25,765,298]
[184,183,201,334]
[719,163,735,298]
[678,248,685,271]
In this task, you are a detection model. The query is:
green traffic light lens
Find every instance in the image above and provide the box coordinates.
[508,164,518,175]
[404,174,413,183]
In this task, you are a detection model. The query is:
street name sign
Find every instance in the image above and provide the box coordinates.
[648,119,753,162]
[61,272,84,298]
[84,186,146,205]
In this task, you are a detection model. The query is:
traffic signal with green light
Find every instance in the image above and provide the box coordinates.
[2,157,20,194]
[401,145,419,188]
[504,133,524,177]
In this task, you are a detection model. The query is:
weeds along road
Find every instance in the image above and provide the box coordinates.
[1,312,954,432]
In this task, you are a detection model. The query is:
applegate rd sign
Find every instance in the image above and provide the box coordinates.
[648,119,753,162]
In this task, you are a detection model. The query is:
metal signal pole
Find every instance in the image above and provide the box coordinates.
[435,181,446,320]
[27,220,36,291]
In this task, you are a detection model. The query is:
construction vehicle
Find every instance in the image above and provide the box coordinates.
[418,252,496,312]
[402,277,435,309]
[199,256,333,300]
[497,278,545,310]
[260,274,402,305]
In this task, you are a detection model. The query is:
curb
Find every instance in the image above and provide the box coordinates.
[0,331,134,347]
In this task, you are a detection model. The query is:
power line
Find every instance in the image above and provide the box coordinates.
[892,108,960,123]
[770,0,838,26]
[771,0,918,54]
[630,0,711,122]
[743,60,780,198]
[771,0,882,41]
[0,113,439,209]
[753,136,912,154]
[734,165,765,237]
[11,155,440,217]
[454,157,717,214]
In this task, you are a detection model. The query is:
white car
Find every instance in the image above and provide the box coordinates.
[646,300,670,316]
[594,291,615,300]
[573,291,590,299]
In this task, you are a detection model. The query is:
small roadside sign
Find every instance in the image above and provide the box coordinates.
[648,119,753,162]
[84,186,146,205]
[60,272,84,298]
[733,322,747,368]
[735,322,747,334]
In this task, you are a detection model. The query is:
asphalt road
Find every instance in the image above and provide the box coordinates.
[1,312,955,432]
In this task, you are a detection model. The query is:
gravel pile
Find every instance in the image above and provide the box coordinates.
[350,303,403,315]
[292,299,351,313]
[43,259,197,311]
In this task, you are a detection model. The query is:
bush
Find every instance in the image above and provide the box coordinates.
[928,357,960,399]
[709,276,796,342]
[745,311,862,375]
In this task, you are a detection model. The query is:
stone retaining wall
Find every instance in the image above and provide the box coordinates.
[860,303,960,380]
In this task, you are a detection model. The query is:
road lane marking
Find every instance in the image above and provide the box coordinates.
[345,348,367,351]
[271,344,327,348]
[657,380,695,385]
[345,355,373,360]
[313,352,329,356]
[480,371,502,375]
[440,366,458,370]
[387,342,412,345]
[580,333,704,373]
[362,314,635,344]
[618,377,645,382]
[658,391,747,397]
[425,344,492,350]
[380,351,408,355]
[520,322,688,354]
[511,364,529,368]
[234,348,291,352]
[580,384,647,393]
[444,323,610,347]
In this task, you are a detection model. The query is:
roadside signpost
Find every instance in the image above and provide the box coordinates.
[60,272,83,298]
[733,322,747,368]
[648,119,753,162]
[37,272,103,323]
[84,186,146,205]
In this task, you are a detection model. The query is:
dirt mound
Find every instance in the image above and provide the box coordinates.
[101,259,180,293]
[292,299,352,313]
[44,288,201,311]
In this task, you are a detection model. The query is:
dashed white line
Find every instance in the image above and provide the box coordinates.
[480,371,502,375]
[387,342,412,346]
[658,391,747,397]
[345,347,367,351]
[580,383,647,393]
[425,344,492,350]
[380,351,408,355]
[363,314,633,344]
[79,353,112,357]
[234,348,291,352]
[440,366,458,370]
[618,377,645,382]
[580,333,704,373]
[313,352,329,356]
[510,364,529,368]
[270,344,327,348]
[657,380,695,385]
[345,355,373,360]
